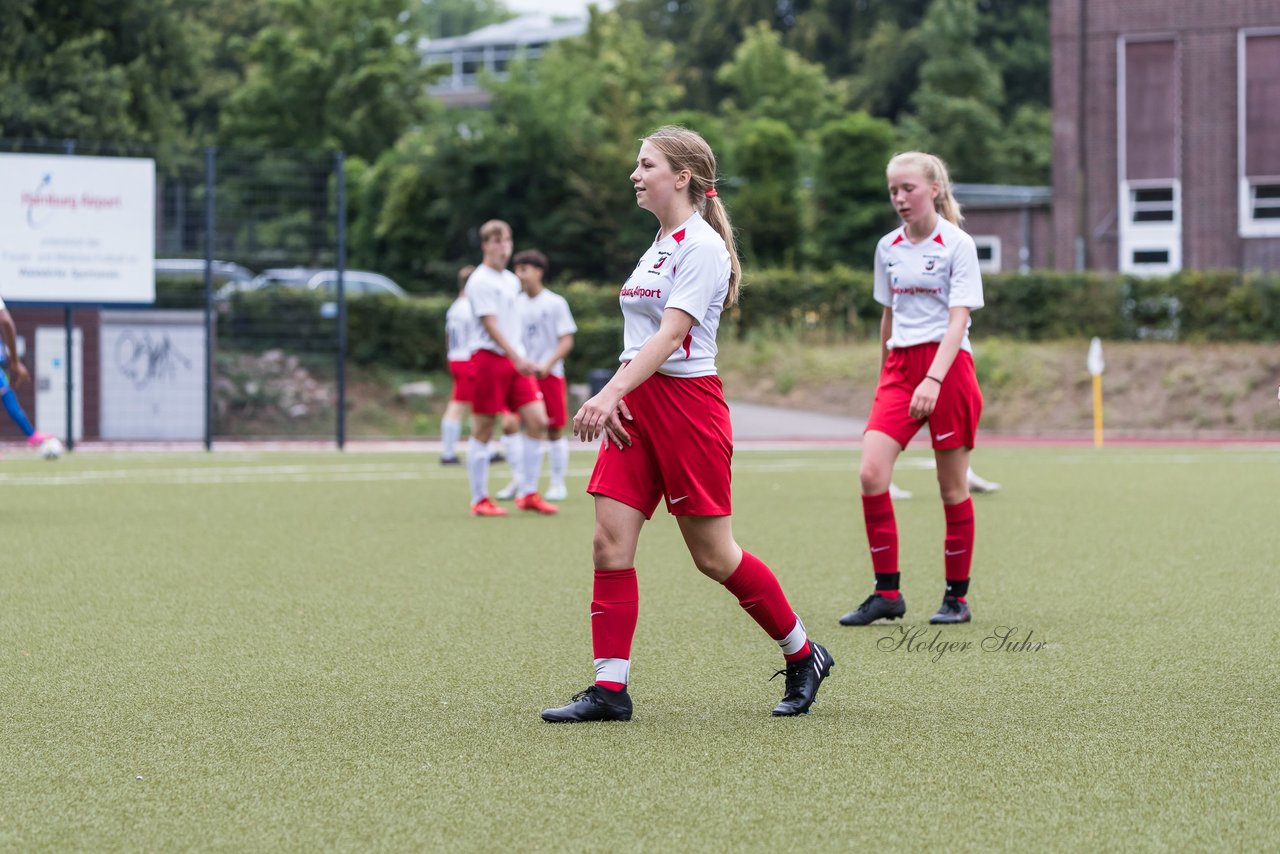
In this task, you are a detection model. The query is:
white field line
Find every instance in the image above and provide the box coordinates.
[2,448,1272,488]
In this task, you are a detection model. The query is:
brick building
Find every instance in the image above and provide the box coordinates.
[1051,0,1280,273]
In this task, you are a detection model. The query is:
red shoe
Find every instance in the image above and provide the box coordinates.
[471,497,508,517]
[515,491,559,515]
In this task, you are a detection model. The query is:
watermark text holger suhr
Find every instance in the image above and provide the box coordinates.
[877,625,1050,663]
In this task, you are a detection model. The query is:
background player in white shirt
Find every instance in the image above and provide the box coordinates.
[540,126,833,724]
[840,151,986,629]
[510,249,576,501]
[440,265,476,465]
[462,220,556,516]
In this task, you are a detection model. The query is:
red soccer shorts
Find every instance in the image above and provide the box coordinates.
[539,374,568,430]
[470,348,543,416]
[448,358,475,403]
[587,371,733,519]
[865,343,983,450]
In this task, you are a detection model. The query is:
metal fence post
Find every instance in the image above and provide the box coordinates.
[64,138,75,450]
[204,145,216,450]
[335,151,347,450]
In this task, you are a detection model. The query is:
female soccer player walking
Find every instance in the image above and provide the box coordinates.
[541,126,833,723]
[839,151,985,628]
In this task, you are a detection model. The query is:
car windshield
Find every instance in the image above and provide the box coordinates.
[250,269,316,288]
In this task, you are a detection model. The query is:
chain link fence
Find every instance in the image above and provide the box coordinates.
[0,139,395,447]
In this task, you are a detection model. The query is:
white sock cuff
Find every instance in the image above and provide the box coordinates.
[778,615,808,656]
[594,657,631,685]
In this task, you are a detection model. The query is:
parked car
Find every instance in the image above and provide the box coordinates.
[154,258,256,306]
[238,268,408,300]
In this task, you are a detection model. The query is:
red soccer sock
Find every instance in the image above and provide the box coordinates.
[943,498,975,599]
[723,551,811,661]
[592,568,638,689]
[862,491,900,595]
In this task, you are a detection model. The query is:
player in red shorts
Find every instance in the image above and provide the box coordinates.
[440,265,476,466]
[512,249,576,500]
[463,220,557,517]
[839,151,985,628]
[540,126,833,723]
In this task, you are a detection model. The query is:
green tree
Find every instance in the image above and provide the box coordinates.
[897,0,1005,182]
[715,23,840,136]
[351,9,684,287]
[811,112,898,268]
[413,0,511,38]
[0,0,201,149]
[220,0,434,160]
[731,118,801,267]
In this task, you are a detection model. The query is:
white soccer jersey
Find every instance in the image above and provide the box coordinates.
[518,289,577,378]
[465,264,524,357]
[445,296,475,361]
[873,217,984,352]
[618,212,728,378]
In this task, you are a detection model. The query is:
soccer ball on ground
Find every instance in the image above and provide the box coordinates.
[39,436,65,460]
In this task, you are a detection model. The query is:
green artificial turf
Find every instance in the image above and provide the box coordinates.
[1,447,1276,851]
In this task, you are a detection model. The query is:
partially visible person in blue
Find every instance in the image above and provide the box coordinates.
[0,297,52,449]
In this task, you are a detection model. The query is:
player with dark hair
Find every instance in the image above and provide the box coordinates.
[511,249,576,500]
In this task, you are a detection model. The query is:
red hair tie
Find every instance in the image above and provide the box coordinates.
[704,187,718,198]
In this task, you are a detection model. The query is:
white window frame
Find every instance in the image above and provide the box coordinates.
[1238,28,1280,237]
[1117,35,1182,276]
[972,236,1001,273]
[1119,180,1182,276]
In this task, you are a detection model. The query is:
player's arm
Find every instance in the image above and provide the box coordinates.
[574,308,693,447]
[909,307,971,420]
[540,333,575,378]
[879,307,892,372]
[479,314,534,374]
[0,309,30,387]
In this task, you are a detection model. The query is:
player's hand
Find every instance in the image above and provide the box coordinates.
[10,360,30,388]
[535,364,550,379]
[573,392,632,449]
[514,356,536,376]
[909,378,940,420]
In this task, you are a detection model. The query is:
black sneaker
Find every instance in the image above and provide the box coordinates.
[541,685,633,723]
[929,595,971,624]
[439,455,461,466]
[771,642,835,716]
[488,451,506,464]
[838,592,906,626]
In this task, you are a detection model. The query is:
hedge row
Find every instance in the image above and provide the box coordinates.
[207,269,1280,382]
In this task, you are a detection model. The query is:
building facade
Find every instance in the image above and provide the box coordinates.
[420,15,588,107]
[1052,0,1280,273]
[955,184,1055,273]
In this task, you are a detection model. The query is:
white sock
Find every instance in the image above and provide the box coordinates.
[549,437,569,489]
[441,418,461,458]
[594,657,630,686]
[467,438,490,504]
[778,615,808,656]
[521,438,546,496]
[499,435,519,486]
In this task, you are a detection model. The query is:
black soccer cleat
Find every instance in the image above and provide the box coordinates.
[838,592,906,626]
[929,595,971,624]
[771,642,835,717]
[439,455,461,466]
[541,685,633,723]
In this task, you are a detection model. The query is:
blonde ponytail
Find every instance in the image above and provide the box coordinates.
[700,194,743,307]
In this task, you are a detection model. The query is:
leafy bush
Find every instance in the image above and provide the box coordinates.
[219,270,1280,385]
